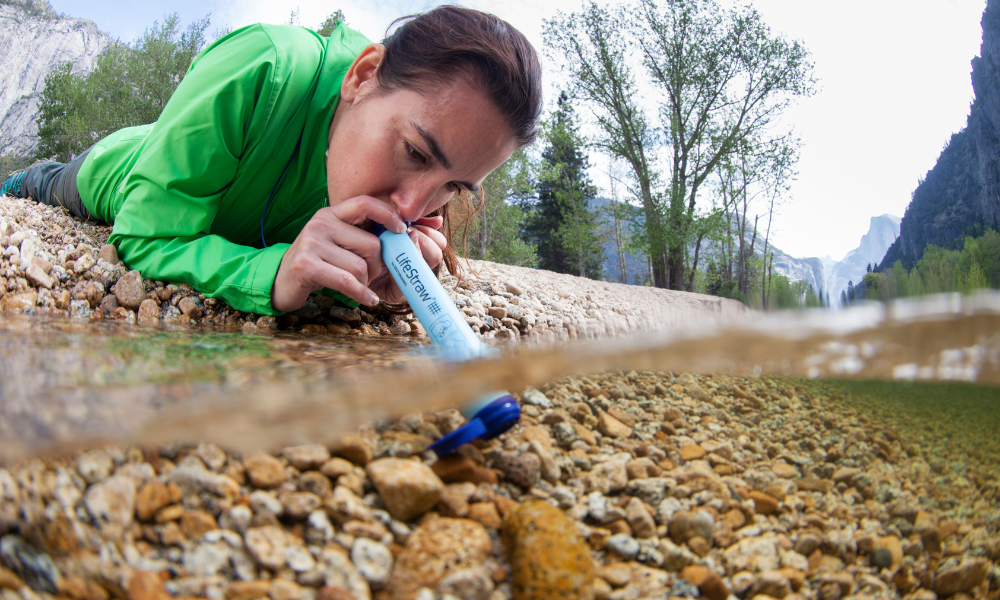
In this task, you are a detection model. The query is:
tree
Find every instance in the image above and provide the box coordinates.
[603,159,632,283]
[528,93,604,278]
[452,148,539,267]
[37,13,211,161]
[316,10,346,36]
[544,0,815,290]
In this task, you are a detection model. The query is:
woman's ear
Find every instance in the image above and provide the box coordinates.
[341,44,385,103]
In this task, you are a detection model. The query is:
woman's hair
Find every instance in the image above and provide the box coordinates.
[375,6,542,285]
[377,5,543,148]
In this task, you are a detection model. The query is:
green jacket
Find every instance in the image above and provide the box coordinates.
[77,22,371,315]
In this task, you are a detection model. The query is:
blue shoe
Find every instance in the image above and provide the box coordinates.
[0,169,29,198]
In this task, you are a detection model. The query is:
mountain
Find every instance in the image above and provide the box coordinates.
[827,214,900,304]
[881,0,1000,269]
[0,1,112,157]
[768,248,826,298]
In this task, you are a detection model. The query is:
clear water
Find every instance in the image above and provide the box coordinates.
[1,291,997,464]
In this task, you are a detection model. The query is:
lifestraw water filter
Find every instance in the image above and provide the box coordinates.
[372,222,521,456]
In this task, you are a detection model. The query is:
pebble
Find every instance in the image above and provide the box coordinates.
[934,559,990,596]
[243,452,287,488]
[383,518,491,600]
[669,509,715,545]
[82,474,136,527]
[111,270,146,309]
[597,412,631,438]
[681,443,707,461]
[625,497,657,539]
[870,547,893,569]
[0,535,60,594]
[0,354,995,600]
[137,298,160,321]
[243,525,288,570]
[493,450,541,489]
[76,449,114,484]
[366,458,444,521]
[749,490,780,515]
[333,434,374,465]
[351,538,393,588]
[437,567,494,600]
[98,244,118,264]
[389,320,411,335]
[281,444,330,471]
[502,500,595,599]
[606,533,640,560]
[270,579,304,600]
[520,387,552,408]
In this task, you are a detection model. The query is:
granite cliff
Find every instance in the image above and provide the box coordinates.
[827,214,900,304]
[0,1,111,157]
[881,0,1000,269]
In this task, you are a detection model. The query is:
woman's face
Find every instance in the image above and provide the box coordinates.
[326,45,518,223]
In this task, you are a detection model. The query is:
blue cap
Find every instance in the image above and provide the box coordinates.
[427,394,521,457]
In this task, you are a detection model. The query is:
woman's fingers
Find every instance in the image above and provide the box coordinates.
[412,223,447,251]
[409,225,445,270]
[413,215,444,230]
[329,196,406,233]
[304,212,384,283]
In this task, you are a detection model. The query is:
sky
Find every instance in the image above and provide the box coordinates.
[47,0,988,261]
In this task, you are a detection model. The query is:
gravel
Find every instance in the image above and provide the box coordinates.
[0,194,747,339]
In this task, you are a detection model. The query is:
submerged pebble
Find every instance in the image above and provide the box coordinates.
[502,499,595,600]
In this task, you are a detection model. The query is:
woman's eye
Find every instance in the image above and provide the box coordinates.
[407,143,427,164]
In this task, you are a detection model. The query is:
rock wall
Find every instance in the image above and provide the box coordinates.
[882,0,1000,269]
[0,3,111,157]
[768,249,826,298]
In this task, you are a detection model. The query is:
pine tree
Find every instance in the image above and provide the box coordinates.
[528,92,604,278]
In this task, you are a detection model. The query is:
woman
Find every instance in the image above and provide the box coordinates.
[1,6,541,316]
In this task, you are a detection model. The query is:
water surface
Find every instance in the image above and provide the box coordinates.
[1,292,998,462]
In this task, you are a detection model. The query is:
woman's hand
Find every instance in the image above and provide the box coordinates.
[271,196,407,313]
[369,215,447,303]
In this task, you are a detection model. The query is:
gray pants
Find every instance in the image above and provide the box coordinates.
[20,146,101,223]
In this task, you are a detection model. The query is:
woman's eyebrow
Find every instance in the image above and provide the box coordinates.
[410,121,480,193]
[411,122,452,169]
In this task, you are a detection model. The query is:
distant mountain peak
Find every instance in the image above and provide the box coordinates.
[825,215,901,304]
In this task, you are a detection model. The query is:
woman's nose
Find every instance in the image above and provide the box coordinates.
[391,184,443,222]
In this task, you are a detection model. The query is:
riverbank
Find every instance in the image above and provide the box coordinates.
[0,195,748,340]
[0,373,996,600]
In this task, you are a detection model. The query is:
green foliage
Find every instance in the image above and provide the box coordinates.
[483,202,538,268]
[36,13,211,162]
[544,0,814,290]
[0,155,33,180]
[455,149,538,268]
[315,10,346,36]
[845,229,1000,305]
[1,0,59,19]
[528,93,604,279]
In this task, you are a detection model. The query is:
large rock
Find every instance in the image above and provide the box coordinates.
[502,500,595,599]
[934,559,990,596]
[0,4,112,156]
[382,517,491,600]
[366,458,444,521]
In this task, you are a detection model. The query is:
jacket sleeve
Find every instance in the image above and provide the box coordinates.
[107,26,291,316]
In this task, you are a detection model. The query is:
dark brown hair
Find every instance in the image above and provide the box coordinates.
[378,5,543,148]
[375,6,542,285]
